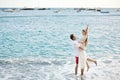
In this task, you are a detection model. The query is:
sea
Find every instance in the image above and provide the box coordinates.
[0,8,120,80]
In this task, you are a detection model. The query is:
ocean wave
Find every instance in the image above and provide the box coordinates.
[0,57,69,66]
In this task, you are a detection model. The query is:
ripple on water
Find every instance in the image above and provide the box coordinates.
[112,56,120,59]
[102,60,112,64]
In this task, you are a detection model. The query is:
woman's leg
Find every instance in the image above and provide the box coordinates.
[86,60,90,71]
[81,68,84,76]
[87,57,97,66]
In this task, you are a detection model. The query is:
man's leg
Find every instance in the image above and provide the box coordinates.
[75,57,79,75]
[87,57,97,66]
[75,64,78,75]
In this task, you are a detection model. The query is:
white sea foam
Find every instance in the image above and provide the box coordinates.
[0,54,120,80]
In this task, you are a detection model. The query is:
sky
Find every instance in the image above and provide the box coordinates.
[0,0,120,8]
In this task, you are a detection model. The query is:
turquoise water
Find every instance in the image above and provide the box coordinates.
[0,9,120,80]
[0,12,120,58]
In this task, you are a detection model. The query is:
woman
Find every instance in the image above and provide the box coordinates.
[78,26,97,75]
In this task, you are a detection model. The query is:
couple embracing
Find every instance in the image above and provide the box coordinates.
[70,26,97,76]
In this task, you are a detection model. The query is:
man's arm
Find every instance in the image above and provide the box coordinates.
[79,46,85,50]
[78,43,85,50]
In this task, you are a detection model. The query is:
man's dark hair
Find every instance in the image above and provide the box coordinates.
[82,29,85,32]
[70,34,74,40]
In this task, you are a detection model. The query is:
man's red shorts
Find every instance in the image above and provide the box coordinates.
[75,56,79,64]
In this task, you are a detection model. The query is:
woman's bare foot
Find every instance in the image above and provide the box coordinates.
[87,65,90,71]
[94,61,97,66]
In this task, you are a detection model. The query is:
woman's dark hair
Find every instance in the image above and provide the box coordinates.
[70,34,74,40]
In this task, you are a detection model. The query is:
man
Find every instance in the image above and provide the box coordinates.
[70,34,85,76]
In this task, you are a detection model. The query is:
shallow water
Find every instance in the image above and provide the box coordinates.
[0,9,120,80]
